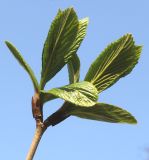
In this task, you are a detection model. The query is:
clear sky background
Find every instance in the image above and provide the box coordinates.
[0,0,149,160]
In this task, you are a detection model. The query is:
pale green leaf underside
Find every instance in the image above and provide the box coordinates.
[5,41,39,92]
[40,81,98,107]
[67,18,88,84]
[41,8,79,89]
[69,103,137,124]
[85,34,142,93]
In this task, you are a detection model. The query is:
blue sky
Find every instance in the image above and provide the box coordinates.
[0,0,149,160]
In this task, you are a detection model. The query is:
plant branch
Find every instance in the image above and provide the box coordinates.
[44,102,70,127]
[26,92,45,160]
[32,93,43,123]
[27,95,71,160]
[26,126,46,160]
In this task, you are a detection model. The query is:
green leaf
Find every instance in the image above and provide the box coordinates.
[40,8,79,89]
[67,18,89,84]
[5,41,39,92]
[69,103,137,124]
[85,34,142,93]
[40,81,98,107]
[67,54,80,84]
[67,17,89,59]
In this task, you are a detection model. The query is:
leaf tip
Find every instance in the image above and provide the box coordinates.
[84,17,89,23]
[125,33,133,38]
[69,6,74,9]
[5,41,10,46]
[131,117,137,124]
[121,115,137,125]
[5,41,14,51]
[66,6,75,13]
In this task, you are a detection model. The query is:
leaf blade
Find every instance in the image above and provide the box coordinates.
[41,8,79,89]
[67,54,80,84]
[85,34,142,93]
[5,41,39,92]
[67,18,89,84]
[69,103,137,124]
[40,81,98,107]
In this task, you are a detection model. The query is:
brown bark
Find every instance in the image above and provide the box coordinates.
[26,93,70,160]
[26,126,45,160]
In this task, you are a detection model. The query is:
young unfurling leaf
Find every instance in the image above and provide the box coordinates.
[85,34,142,93]
[5,41,39,92]
[69,103,137,124]
[67,18,89,84]
[40,8,79,89]
[67,54,80,84]
[41,81,98,107]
